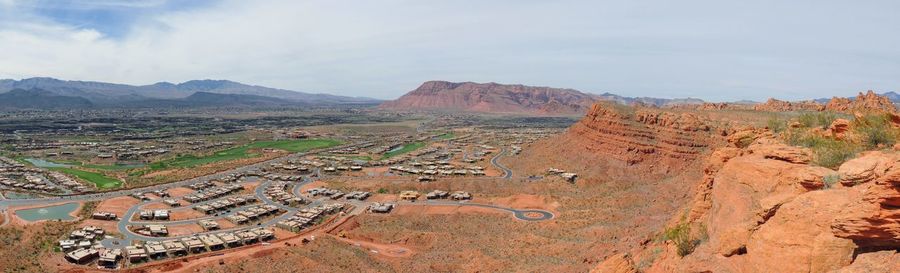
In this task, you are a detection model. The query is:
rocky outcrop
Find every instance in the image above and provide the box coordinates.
[589,253,637,273]
[379,81,597,115]
[564,103,719,171]
[635,147,900,273]
[705,151,836,258]
[748,142,813,164]
[754,98,824,112]
[826,91,897,113]
[829,118,851,139]
[831,251,900,273]
[832,166,900,248]
[836,152,895,186]
[752,91,897,113]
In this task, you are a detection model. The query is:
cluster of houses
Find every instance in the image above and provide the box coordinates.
[187,181,216,190]
[547,168,578,183]
[306,187,371,202]
[128,189,173,202]
[264,181,308,207]
[184,141,234,151]
[133,224,169,237]
[389,162,486,181]
[194,195,258,214]
[182,184,244,203]
[61,226,119,266]
[0,173,61,193]
[264,173,305,181]
[321,165,364,173]
[225,204,282,225]
[268,162,311,173]
[368,202,395,213]
[275,203,345,232]
[394,190,473,202]
[91,211,118,220]
[0,156,88,193]
[122,228,275,265]
[424,190,472,200]
[138,209,170,221]
[307,187,346,199]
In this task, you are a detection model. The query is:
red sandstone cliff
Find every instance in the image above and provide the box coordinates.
[507,102,724,182]
[379,81,597,115]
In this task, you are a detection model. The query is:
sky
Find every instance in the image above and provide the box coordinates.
[0,0,898,101]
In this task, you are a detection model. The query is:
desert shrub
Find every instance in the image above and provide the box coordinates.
[767,117,787,134]
[797,112,838,129]
[787,132,857,168]
[812,139,858,168]
[376,188,388,194]
[853,114,897,149]
[736,135,755,148]
[662,223,700,257]
[823,174,840,189]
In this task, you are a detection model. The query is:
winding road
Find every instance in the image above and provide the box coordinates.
[399,200,553,221]
[490,148,513,179]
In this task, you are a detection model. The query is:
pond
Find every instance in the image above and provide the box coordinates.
[24,158,71,168]
[14,202,79,221]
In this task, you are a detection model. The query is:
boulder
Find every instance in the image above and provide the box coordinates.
[829,118,851,139]
[590,253,637,273]
[831,251,900,273]
[706,155,829,256]
[743,189,858,273]
[748,143,812,164]
[837,152,895,186]
[832,170,900,248]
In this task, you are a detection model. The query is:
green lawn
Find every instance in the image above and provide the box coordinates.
[348,155,373,161]
[50,167,122,189]
[81,163,145,171]
[42,159,144,171]
[381,142,425,159]
[148,139,342,170]
[437,132,456,140]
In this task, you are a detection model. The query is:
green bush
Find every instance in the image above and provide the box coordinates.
[797,112,838,129]
[812,139,858,168]
[786,132,857,168]
[662,223,700,257]
[854,114,897,149]
[823,174,840,189]
[767,117,787,134]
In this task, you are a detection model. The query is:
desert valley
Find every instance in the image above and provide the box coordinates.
[2,1,899,272]
[0,79,897,273]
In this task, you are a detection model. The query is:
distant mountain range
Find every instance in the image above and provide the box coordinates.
[593,92,705,107]
[0,77,380,109]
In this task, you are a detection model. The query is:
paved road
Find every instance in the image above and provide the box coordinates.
[490,149,513,179]
[400,200,554,221]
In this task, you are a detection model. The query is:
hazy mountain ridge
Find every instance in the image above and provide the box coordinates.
[0,77,381,106]
[0,88,94,109]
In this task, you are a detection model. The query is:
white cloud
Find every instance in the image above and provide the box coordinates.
[0,0,899,100]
